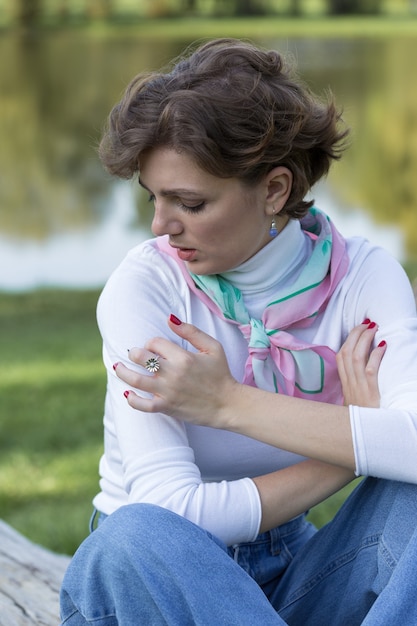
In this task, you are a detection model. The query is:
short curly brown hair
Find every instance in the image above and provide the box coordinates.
[99,38,349,219]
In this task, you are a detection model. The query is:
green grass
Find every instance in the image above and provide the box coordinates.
[0,289,104,555]
[0,289,381,555]
[307,478,363,528]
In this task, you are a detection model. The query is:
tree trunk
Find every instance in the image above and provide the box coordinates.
[234,0,266,16]
[15,0,42,28]
[327,0,382,14]
[289,0,303,16]
[0,520,70,625]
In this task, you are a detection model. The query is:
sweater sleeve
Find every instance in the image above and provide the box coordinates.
[345,244,417,482]
[96,241,261,545]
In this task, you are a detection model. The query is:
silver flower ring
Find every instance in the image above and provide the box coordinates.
[145,356,160,373]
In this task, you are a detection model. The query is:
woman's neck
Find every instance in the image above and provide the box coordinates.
[220,219,312,317]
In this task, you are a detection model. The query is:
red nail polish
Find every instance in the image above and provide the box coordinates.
[368,322,376,329]
[169,314,182,326]
[378,340,386,348]
[124,390,130,399]
[113,362,119,370]
[362,318,371,325]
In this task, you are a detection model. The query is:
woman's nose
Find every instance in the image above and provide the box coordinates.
[151,201,183,237]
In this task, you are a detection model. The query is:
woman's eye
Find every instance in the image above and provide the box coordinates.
[177,199,205,213]
[148,194,156,204]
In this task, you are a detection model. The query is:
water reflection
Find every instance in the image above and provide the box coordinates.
[0,32,416,291]
[0,181,403,292]
[314,183,404,262]
[0,181,148,291]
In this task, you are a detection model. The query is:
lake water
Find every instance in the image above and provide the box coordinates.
[1,32,416,291]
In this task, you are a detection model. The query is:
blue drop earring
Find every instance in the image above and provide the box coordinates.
[269,213,278,238]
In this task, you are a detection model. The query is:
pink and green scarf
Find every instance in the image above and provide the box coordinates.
[158,208,349,405]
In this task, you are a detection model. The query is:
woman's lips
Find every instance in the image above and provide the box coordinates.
[176,248,197,262]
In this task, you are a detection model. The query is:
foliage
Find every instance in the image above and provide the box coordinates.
[327,0,382,14]
[328,36,417,260]
[0,0,414,28]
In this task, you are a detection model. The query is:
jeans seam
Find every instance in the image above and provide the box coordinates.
[379,536,398,572]
[61,608,119,624]
[61,609,79,624]
[280,532,382,608]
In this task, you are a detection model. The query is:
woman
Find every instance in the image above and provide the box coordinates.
[60,39,417,625]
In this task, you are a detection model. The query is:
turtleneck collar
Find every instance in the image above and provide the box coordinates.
[220,219,312,298]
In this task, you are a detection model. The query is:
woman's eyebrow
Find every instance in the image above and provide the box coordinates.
[138,177,203,198]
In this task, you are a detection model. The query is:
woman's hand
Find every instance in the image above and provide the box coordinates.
[114,315,239,426]
[116,315,356,466]
[336,320,387,407]
[115,315,387,423]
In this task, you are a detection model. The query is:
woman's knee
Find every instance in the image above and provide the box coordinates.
[96,503,227,557]
[68,503,228,589]
[100,503,190,543]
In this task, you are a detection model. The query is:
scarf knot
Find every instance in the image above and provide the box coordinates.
[243,318,271,350]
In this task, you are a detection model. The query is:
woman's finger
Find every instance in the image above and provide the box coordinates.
[127,347,161,369]
[114,361,158,393]
[336,321,386,408]
[165,314,225,356]
[339,319,371,353]
[339,320,376,355]
[365,341,387,378]
[336,322,369,385]
[112,317,236,424]
[354,322,378,354]
[126,317,226,372]
[124,389,160,412]
[337,321,378,373]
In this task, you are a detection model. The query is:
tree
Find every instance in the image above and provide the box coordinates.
[182,0,198,12]
[15,0,42,28]
[327,0,382,14]
[289,0,303,16]
[234,0,267,16]
[87,0,113,20]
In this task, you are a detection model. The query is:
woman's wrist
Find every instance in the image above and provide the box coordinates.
[215,378,243,430]
[219,381,264,433]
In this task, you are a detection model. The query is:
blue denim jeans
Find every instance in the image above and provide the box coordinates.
[60,478,417,625]
[89,509,108,533]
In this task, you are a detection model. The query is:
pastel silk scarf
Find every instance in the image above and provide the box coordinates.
[158,208,349,404]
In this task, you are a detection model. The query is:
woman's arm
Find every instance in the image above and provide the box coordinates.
[253,322,386,531]
[97,247,267,545]
[116,317,386,469]
[251,461,354,532]
[115,318,385,530]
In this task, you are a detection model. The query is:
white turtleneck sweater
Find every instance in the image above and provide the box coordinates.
[94,219,417,546]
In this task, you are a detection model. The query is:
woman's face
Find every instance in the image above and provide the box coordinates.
[139,147,289,275]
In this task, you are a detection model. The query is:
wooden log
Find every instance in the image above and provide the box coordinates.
[0,520,71,625]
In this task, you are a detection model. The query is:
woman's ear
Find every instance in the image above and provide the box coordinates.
[265,167,293,215]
